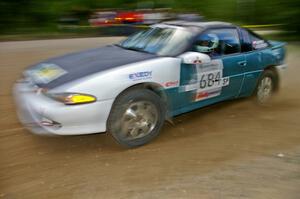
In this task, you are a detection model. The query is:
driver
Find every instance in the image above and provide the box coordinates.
[194,33,220,57]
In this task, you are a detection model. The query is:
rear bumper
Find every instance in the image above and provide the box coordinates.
[13,82,114,135]
[276,64,288,80]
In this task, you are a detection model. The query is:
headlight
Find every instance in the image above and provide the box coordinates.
[46,92,97,105]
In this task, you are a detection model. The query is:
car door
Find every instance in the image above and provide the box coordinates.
[238,28,270,97]
[178,28,245,110]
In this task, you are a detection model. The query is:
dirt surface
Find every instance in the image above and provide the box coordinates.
[0,38,300,199]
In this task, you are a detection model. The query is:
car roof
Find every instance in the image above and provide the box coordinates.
[161,20,236,30]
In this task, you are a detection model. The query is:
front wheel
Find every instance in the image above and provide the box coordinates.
[255,70,277,104]
[107,88,166,148]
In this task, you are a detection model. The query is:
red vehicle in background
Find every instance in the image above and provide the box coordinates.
[115,11,144,24]
[88,9,174,27]
[89,11,117,26]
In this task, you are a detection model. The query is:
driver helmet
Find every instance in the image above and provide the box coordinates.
[195,33,219,53]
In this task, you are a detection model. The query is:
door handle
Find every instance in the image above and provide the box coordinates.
[238,61,247,66]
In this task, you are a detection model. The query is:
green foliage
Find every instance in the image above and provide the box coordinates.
[0,0,299,34]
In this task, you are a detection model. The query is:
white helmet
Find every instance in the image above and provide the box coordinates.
[195,33,219,53]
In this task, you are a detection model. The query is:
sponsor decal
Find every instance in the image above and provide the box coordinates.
[252,40,268,50]
[194,90,220,102]
[164,80,179,88]
[180,60,230,93]
[179,59,230,102]
[129,71,152,81]
[193,57,202,64]
[27,63,67,84]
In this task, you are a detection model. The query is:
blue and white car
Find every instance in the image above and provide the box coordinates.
[14,21,287,147]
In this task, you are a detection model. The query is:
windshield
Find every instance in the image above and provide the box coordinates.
[118,27,193,56]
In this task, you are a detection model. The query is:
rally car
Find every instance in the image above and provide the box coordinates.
[14,21,287,147]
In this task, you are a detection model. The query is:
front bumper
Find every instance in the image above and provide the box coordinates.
[13,82,114,135]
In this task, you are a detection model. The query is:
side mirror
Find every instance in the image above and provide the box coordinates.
[179,52,211,64]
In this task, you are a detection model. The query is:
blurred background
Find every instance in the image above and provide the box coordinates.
[0,0,299,41]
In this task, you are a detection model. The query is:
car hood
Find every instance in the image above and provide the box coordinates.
[26,45,158,89]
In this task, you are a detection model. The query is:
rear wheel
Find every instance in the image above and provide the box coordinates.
[255,70,277,104]
[107,88,166,148]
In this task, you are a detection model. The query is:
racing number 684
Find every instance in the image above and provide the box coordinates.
[199,71,220,89]
[199,71,229,90]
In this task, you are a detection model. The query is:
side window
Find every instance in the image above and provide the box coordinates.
[240,28,269,52]
[192,31,222,57]
[193,28,240,57]
[214,29,240,55]
[248,30,269,50]
[240,28,252,52]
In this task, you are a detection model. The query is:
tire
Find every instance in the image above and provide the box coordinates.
[107,88,166,148]
[254,69,277,104]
